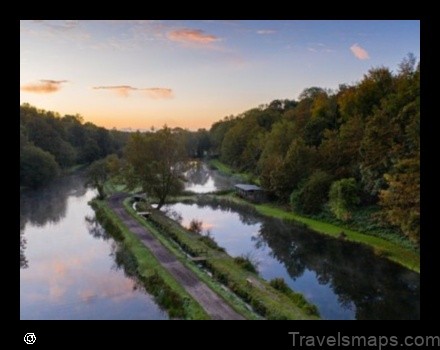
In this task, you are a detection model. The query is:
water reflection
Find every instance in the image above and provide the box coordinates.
[20,174,167,320]
[20,174,87,228]
[164,200,420,320]
[184,161,236,193]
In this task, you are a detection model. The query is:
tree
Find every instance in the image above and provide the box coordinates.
[379,157,419,244]
[328,178,360,221]
[87,159,110,199]
[290,170,333,214]
[20,145,60,188]
[123,126,187,209]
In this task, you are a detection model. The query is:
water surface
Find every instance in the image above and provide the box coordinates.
[163,198,420,320]
[20,174,167,320]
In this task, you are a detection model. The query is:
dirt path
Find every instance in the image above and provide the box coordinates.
[108,193,244,320]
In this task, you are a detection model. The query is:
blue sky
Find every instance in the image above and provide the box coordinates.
[20,20,420,130]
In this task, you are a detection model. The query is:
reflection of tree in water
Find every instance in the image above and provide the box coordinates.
[185,162,210,186]
[20,225,28,269]
[20,174,89,269]
[85,215,110,241]
[193,197,420,319]
[109,242,149,294]
[20,174,87,228]
[185,161,235,191]
[255,218,420,320]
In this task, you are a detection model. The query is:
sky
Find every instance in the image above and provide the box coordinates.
[20,20,420,131]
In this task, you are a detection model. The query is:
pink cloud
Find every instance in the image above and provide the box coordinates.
[21,79,68,93]
[350,43,370,60]
[92,85,137,97]
[167,28,218,44]
[141,87,173,99]
[93,85,174,99]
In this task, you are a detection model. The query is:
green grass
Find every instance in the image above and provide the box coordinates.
[90,199,209,319]
[123,199,261,320]
[223,195,419,273]
[128,198,319,320]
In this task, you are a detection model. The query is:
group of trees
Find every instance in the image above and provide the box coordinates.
[21,55,419,244]
[20,104,130,188]
[93,126,208,209]
[209,55,420,244]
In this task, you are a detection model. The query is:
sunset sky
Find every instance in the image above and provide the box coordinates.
[20,20,420,131]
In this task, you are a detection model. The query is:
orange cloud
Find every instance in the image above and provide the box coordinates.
[93,85,137,97]
[167,28,218,44]
[93,85,173,99]
[350,43,370,60]
[21,79,68,93]
[141,87,173,99]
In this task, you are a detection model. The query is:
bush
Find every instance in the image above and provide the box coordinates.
[234,253,259,273]
[328,178,360,221]
[188,219,203,234]
[290,170,333,214]
[269,278,290,293]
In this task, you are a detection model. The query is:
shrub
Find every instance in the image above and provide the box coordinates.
[234,253,259,274]
[328,178,360,221]
[290,170,333,214]
[188,219,203,234]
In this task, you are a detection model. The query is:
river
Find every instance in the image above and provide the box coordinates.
[20,173,167,320]
[171,161,420,320]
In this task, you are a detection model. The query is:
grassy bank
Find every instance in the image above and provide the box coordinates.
[222,195,419,273]
[205,159,419,273]
[90,199,209,319]
[130,198,319,320]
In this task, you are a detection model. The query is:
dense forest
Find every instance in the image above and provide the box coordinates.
[209,55,419,244]
[20,104,130,188]
[20,55,420,245]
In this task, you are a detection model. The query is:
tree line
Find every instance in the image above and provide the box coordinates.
[20,104,130,188]
[208,55,419,244]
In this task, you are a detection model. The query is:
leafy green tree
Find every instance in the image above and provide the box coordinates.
[20,145,60,188]
[87,159,110,199]
[123,126,187,209]
[379,157,419,244]
[328,178,360,221]
[290,170,333,214]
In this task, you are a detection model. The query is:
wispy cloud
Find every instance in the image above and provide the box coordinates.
[350,43,369,60]
[141,88,173,99]
[256,29,276,35]
[167,28,219,44]
[93,85,173,99]
[92,85,137,97]
[21,79,68,94]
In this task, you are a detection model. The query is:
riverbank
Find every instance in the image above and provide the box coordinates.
[91,194,319,319]
[90,198,209,319]
[128,196,319,320]
[205,159,419,273]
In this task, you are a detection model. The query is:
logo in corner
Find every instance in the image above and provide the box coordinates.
[24,333,36,345]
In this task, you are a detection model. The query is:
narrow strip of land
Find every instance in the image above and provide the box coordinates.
[108,193,244,320]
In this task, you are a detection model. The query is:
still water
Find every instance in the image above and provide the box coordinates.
[170,163,420,320]
[184,161,236,193]
[20,174,167,320]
